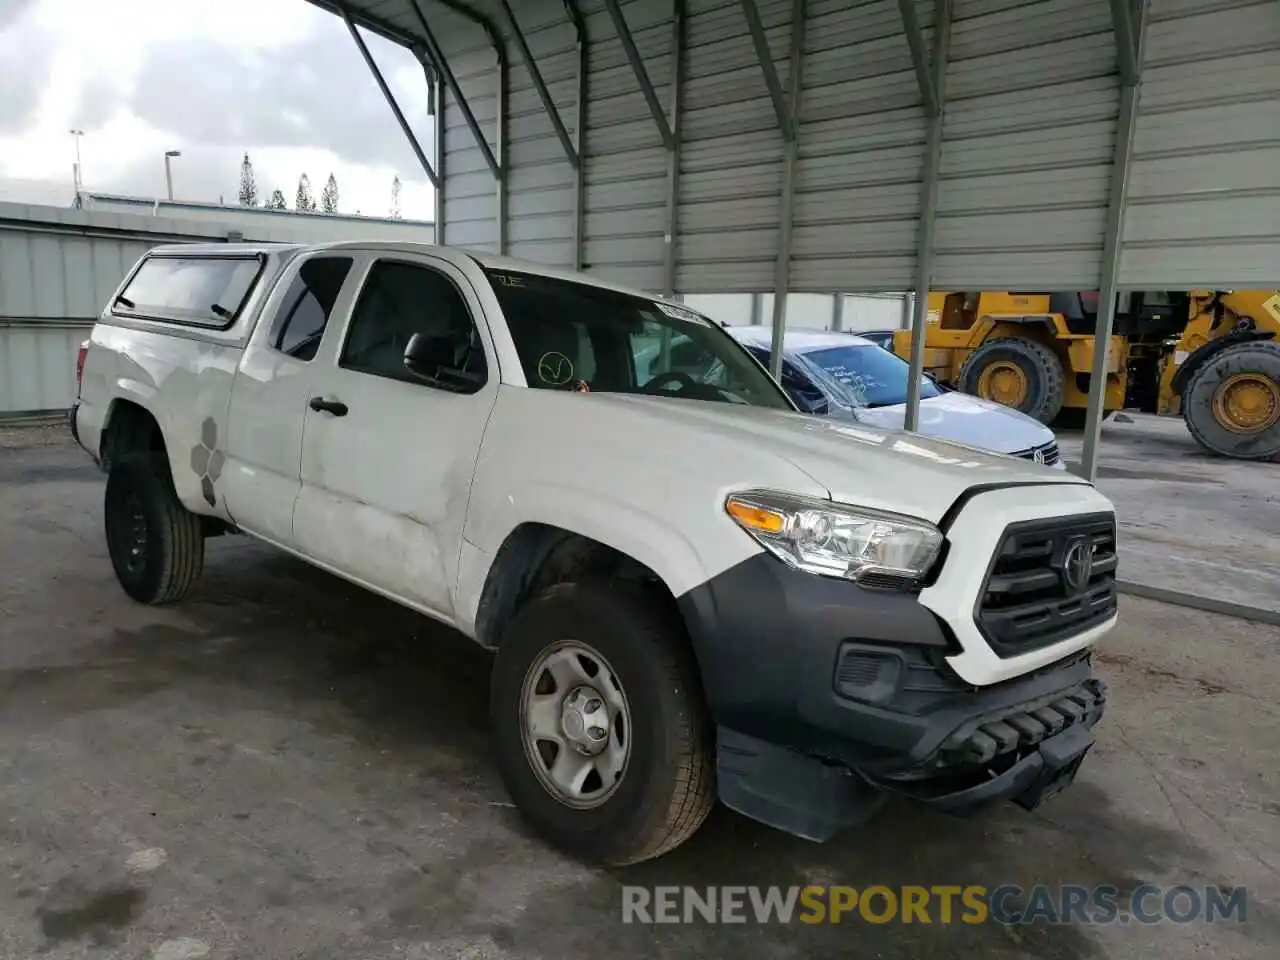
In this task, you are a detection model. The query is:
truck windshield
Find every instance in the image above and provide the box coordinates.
[799,343,941,408]
[484,269,791,410]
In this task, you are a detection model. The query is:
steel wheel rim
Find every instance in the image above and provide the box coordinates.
[1213,372,1280,434]
[519,640,631,809]
[978,360,1029,407]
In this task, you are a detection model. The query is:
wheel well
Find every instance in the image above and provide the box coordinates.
[475,524,679,649]
[101,400,166,472]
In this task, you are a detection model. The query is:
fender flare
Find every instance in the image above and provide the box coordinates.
[460,491,737,647]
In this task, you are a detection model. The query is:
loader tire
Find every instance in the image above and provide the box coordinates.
[1183,340,1280,461]
[958,337,1066,424]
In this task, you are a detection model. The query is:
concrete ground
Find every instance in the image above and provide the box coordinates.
[1056,413,1280,621]
[1,426,1277,960]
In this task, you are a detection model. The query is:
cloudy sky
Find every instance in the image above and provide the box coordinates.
[0,0,436,220]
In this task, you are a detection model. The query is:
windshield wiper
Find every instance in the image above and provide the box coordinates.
[210,303,233,321]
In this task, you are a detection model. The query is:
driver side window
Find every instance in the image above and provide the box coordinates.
[339,259,487,388]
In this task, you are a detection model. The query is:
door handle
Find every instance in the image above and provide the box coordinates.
[308,397,348,417]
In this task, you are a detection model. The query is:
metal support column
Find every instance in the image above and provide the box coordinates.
[903,0,952,432]
[420,52,447,244]
[344,10,439,189]
[663,0,686,296]
[566,0,587,270]
[1079,0,1148,481]
[740,0,804,379]
[768,0,804,380]
[831,293,844,331]
[496,50,508,254]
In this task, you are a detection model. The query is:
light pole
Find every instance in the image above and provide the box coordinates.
[164,150,181,201]
[69,129,84,191]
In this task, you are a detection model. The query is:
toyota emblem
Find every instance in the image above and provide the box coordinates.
[1059,537,1094,594]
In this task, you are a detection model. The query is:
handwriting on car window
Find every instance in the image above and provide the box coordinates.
[821,364,878,405]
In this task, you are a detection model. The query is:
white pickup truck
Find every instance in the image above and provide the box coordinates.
[72,240,1118,864]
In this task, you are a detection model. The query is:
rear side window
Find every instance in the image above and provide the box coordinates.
[115,255,264,329]
[268,256,354,361]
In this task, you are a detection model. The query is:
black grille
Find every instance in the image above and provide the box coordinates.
[1011,440,1061,466]
[976,513,1117,656]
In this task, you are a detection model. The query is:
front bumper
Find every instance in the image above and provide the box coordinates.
[678,550,1109,840]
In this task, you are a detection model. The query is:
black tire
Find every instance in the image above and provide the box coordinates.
[104,453,205,604]
[957,337,1066,424]
[1182,340,1280,461]
[490,581,715,865]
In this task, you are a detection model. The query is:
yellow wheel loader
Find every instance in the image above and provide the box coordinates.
[891,290,1280,461]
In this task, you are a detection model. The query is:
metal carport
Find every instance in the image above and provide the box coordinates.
[305,0,1280,479]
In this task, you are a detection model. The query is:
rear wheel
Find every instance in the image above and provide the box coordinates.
[1183,340,1280,461]
[958,337,1066,424]
[104,453,205,604]
[490,581,715,865]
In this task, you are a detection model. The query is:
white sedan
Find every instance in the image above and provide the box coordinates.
[725,327,1066,468]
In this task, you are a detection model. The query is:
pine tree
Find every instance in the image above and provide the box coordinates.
[390,175,402,219]
[265,189,288,211]
[238,153,258,207]
[295,173,316,213]
[320,173,339,214]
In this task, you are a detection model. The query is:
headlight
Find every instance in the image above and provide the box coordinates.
[724,490,943,586]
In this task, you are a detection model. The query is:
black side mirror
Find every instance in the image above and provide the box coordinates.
[403,332,484,391]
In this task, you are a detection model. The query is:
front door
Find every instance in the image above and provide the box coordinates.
[292,254,498,620]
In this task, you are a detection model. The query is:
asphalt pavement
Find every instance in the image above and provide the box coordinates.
[1,425,1277,959]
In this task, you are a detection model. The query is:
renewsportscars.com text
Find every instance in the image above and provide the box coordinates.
[621,884,1247,925]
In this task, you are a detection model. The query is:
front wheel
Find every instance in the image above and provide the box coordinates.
[490,581,715,865]
[104,453,205,604]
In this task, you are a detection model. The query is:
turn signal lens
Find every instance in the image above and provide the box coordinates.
[725,498,785,534]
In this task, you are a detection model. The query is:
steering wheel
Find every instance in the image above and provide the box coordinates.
[642,370,697,394]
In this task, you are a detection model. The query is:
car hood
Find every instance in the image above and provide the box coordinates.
[571,393,1086,524]
[848,390,1054,454]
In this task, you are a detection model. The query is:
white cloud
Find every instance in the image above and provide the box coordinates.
[0,0,436,220]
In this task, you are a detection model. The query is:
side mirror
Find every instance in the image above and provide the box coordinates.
[788,387,830,416]
[403,333,484,390]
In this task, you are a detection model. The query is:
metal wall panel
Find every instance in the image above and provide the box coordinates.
[1121,0,1280,287]
[0,222,157,414]
[580,0,672,291]
[933,0,1119,289]
[791,0,931,292]
[676,0,789,292]
[334,0,1280,296]
[436,1,581,264]
[0,197,442,414]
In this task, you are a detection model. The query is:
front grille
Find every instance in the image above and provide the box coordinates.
[1011,440,1061,466]
[976,513,1118,656]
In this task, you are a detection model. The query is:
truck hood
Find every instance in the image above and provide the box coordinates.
[576,393,1087,524]
[847,390,1055,455]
